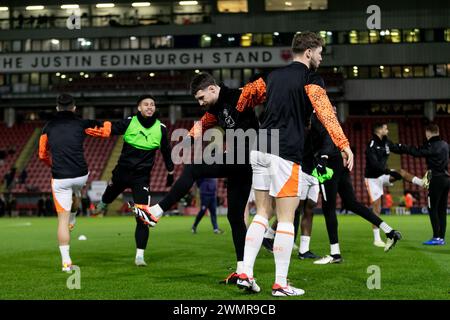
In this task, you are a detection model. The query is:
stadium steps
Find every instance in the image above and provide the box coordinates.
[0,127,41,193]
[387,122,404,203]
[13,128,41,172]
[100,136,124,181]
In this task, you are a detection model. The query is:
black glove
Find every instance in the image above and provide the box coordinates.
[166,173,174,187]
[315,156,328,176]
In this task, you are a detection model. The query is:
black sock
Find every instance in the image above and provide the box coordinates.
[135,218,149,250]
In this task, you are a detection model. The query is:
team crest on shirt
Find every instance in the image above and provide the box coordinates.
[223,109,236,128]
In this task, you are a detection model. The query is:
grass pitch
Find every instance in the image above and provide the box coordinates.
[0,214,448,300]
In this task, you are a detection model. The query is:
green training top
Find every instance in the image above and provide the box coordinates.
[123,116,162,150]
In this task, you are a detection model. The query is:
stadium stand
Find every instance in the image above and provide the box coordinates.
[0,122,38,191]
[2,115,448,211]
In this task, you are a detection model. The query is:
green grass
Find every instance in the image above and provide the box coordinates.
[0,215,448,300]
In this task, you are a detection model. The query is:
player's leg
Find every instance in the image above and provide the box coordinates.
[67,174,89,231]
[398,168,428,188]
[365,177,385,246]
[436,178,449,243]
[291,203,301,251]
[192,194,208,234]
[94,168,127,215]
[69,193,79,231]
[225,165,252,281]
[315,171,342,264]
[52,178,77,271]
[261,203,276,252]
[298,199,319,259]
[237,189,272,292]
[208,195,222,234]
[132,179,152,266]
[298,173,319,259]
[243,203,250,228]
[301,200,315,236]
[424,177,446,245]
[135,162,226,225]
[269,156,304,296]
[57,211,71,271]
[339,170,401,251]
[238,151,272,292]
[272,196,300,282]
[243,189,255,228]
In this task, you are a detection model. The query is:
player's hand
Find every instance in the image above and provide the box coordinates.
[316,156,328,175]
[341,146,354,171]
[166,172,174,187]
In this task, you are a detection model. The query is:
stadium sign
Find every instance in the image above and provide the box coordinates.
[0,47,293,73]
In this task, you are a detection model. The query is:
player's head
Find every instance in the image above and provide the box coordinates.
[136,94,156,118]
[425,123,439,140]
[190,73,220,110]
[373,122,389,137]
[56,93,75,112]
[291,31,324,71]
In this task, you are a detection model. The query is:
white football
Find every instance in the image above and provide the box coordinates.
[78,235,87,241]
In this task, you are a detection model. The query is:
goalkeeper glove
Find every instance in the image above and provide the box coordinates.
[312,167,334,184]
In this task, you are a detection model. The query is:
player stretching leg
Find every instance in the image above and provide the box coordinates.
[132,73,266,283]
[88,95,174,266]
[39,94,110,272]
[313,112,402,265]
[365,122,426,247]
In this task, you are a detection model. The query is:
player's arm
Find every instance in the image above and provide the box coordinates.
[399,142,435,158]
[387,139,404,154]
[236,77,266,112]
[84,119,112,138]
[187,112,218,140]
[311,114,335,173]
[312,114,336,158]
[38,127,52,167]
[304,75,353,170]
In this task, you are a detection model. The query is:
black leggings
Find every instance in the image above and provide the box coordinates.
[322,154,384,245]
[102,167,151,250]
[159,162,253,261]
[427,175,449,239]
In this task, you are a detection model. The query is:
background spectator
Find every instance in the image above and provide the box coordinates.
[45,195,54,216]
[384,189,394,214]
[37,195,46,217]
[19,169,27,185]
[0,193,5,217]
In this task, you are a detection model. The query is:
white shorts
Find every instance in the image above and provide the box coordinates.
[250,150,302,198]
[365,174,391,202]
[299,172,320,203]
[51,174,89,214]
